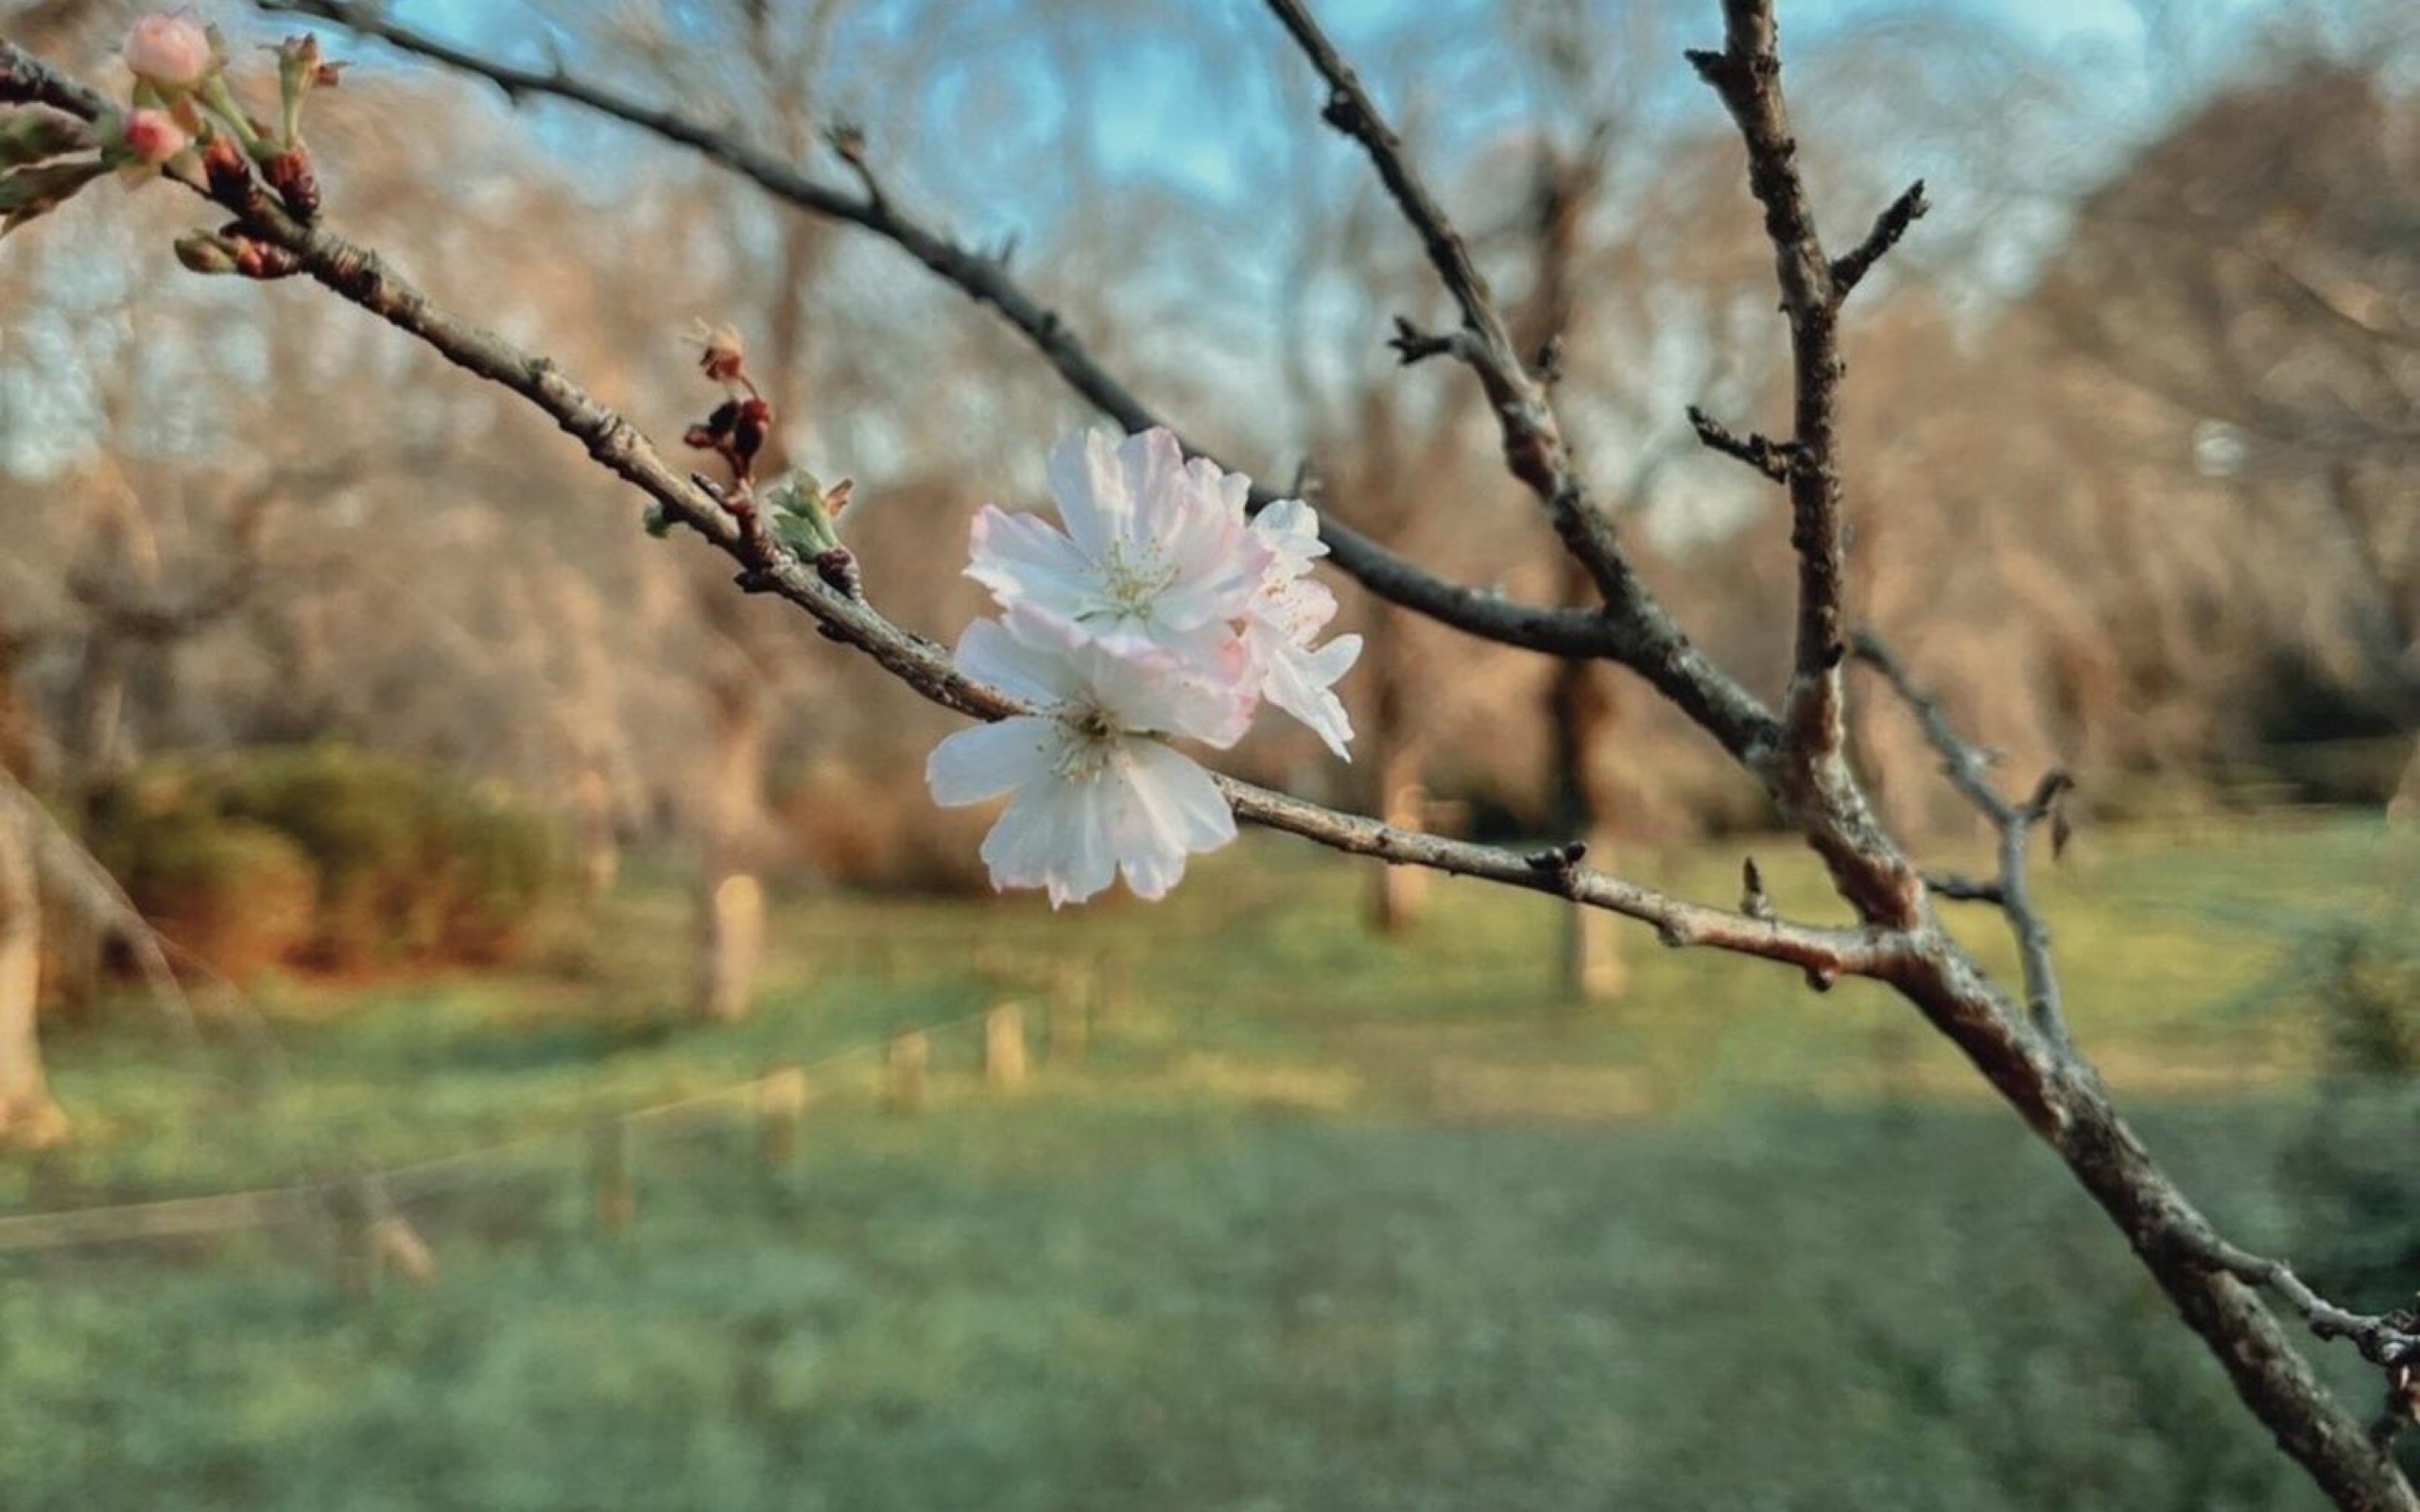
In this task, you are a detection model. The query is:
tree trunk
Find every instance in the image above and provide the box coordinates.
[0,793,63,1149]
[692,869,764,1024]
[1547,560,1624,1002]
[574,763,620,898]
[691,668,769,1022]
[2390,735,2420,826]
[1363,607,1426,935]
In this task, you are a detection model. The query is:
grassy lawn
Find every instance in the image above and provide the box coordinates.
[2,816,2414,1509]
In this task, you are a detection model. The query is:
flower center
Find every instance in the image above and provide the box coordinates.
[1051,702,1121,782]
[1087,539,1179,623]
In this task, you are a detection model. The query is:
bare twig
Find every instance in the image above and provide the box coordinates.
[2187,1232,2420,1372]
[1259,0,1636,612]
[1852,631,2073,1047]
[1686,2,1923,770]
[1687,404,1794,483]
[1833,179,1930,297]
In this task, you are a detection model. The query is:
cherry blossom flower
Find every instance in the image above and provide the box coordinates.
[967,427,1268,660]
[926,607,1252,907]
[124,10,215,91]
[1243,499,1362,760]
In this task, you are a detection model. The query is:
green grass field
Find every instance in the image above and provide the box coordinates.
[4,817,2416,1510]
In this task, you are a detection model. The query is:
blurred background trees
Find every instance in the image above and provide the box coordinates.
[2,0,2415,1040]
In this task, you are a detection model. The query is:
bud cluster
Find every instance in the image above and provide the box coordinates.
[669,322,864,599]
[0,10,343,253]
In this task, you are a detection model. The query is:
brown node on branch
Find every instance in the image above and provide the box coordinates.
[1740,857,1777,921]
[262,147,320,221]
[1387,315,1454,367]
[1524,839,1587,872]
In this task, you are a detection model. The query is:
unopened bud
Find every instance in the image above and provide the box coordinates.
[814,547,862,600]
[120,107,188,166]
[271,33,343,148]
[232,235,302,279]
[173,229,241,274]
[124,9,216,92]
[200,133,251,202]
[766,470,843,558]
[262,146,320,219]
[0,111,93,169]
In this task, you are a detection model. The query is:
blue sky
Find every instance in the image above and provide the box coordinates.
[350,0,2276,212]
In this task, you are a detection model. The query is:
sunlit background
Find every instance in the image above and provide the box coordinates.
[2,0,2417,1506]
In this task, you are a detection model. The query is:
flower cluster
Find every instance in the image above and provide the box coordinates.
[0,11,340,248]
[928,427,1360,906]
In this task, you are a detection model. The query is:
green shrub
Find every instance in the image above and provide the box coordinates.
[87,790,319,984]
[86,746,561,976]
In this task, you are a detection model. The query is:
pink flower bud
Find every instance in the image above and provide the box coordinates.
[119,108,188,166]
[124,10,215,91]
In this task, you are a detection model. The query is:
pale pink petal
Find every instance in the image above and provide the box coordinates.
[956,615,1078,707]
[1047,429,1133,557]
[1252,498,1328,569]
[966,506,1094,619]
[925,716,1063,807]
[1116,428,1188,537]
[1081,630,1256,748]
[1254,626,1361,761]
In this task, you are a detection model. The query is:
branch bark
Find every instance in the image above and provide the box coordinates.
[1685,1,1925,773]
[1259,0,1634,611]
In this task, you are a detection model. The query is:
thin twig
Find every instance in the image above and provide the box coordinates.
[1853,632,2069,1049]
[1686,1,1922,771]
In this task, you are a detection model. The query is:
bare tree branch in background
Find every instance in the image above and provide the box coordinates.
[251,0,1786,765]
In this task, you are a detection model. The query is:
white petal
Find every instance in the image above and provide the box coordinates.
[1258,629,1361,762]
[1103,739,1236,900]
[966,506,1094,618]
[1252,497,1327,567]
[1047,428,1132,557]
[955,615,1076,707]
[1306,630,1363,683]
[978,774,1118,908]
[925,716,1062,807]
[1082,631,1257,748]
[1117,427,1188,537]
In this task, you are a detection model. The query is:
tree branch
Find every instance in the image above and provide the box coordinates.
[1852,631,2072,1048]
[1833,179,1929,298]
[250,4,1619,664]
[9,48,1857,981]
[1687,2,1921,773]
[1258,0,1639,613]
[1686,404,1794,484]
